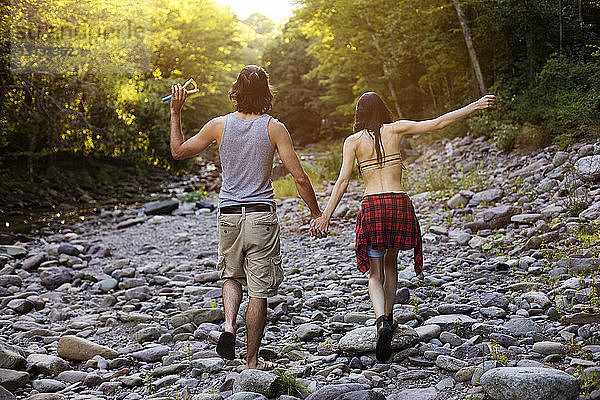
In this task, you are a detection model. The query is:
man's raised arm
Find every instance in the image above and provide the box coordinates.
[170,84,223,160]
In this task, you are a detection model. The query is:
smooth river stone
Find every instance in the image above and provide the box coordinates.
[423,314,477,331]
[532,341,564,355]
[57,335,118,361]
[170,308,224,328]
[338,325,418,354]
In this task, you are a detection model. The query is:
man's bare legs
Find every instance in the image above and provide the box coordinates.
[368,256,386,318]
[221,280,267,368]
[383,249,399,315]
[223,279,242,334]
[245,296,266,369]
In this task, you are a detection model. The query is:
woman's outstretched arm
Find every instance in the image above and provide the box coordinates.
[310,136,357,236]
[390,94,496,136]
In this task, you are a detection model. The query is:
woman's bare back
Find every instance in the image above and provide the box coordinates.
[352,124,406,196]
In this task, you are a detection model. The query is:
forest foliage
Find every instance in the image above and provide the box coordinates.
[1,0,599,178]
[266,0,600,145]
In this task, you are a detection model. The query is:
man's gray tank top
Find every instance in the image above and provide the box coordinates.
[218,112,276,207]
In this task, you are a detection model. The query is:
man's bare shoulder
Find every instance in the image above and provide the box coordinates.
[267,118,289,145]
[210,115,227,128]
[268,117,286,131]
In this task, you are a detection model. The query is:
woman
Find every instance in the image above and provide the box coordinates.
[310,92,495,362]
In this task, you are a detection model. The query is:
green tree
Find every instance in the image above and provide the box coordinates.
[263,21,322,143]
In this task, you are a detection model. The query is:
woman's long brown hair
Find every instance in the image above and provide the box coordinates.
[353,92,394,165]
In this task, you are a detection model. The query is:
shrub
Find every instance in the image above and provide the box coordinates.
[516,123,551,149]
[468,114,497,138]
[179,188,208,202]
[273,176,298,198]
[552,133,575,150]
[493,122,520,152]
[507,56,600,140]
[274,369,309,396]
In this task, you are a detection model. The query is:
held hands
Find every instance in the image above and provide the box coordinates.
[310,215,329,239]
[170,84,187,113]
[473,94,496,110]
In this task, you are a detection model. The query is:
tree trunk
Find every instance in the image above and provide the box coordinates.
[28,129,38,181]
[525,31,535,84]
[578,0,585,63]
[559,0,564,56]
[369,31,403,118]
[365,15,403,118]
[453,0,487,95]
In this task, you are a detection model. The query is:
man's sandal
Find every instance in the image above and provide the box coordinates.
[216,332,236,360]
[375,315,393,362]
[254,358,277,371]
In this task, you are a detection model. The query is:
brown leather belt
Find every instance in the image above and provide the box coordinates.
[219,204,275,214]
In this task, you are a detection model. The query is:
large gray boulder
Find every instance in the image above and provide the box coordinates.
[334,390,386,400]
[0,368,29,390]
[502,317,540,336]
[435,355,468,372]
[0,246,26,258]
[171,308,224,328]
[26,354,70,376]
[0,385,15,400]
[470,188,503,206]
[387,387,438,400]
[338,325,418,354]
[296,323,323,341]
[305,384,370,400]
[580,202,600,220]
[423,314,476,332]
[482,205,521,229]
[480,367,579,400]
[233,369,278,398]
[0,342,26,370]
[522,291,552,309]
[226,393,267,400]
[40,268,73,290]
[130,345,170,362]
[144,200,179,215]
[575,155,600,181]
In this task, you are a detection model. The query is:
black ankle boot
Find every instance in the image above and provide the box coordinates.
[375,315,392,362]
[387,312,398,332]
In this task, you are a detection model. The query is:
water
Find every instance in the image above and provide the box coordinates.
[0,196,150,237]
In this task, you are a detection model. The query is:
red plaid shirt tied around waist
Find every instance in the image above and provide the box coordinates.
[355,192,423,276]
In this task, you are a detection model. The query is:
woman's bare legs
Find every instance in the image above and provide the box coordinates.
[368,256,386,318]
[383,249,399,315]
[368,250,399,317]
[369,252,395,362]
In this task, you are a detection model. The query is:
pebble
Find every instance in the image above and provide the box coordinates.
[532,341,565,355]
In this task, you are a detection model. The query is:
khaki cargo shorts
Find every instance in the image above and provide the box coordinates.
[217,209,283,298]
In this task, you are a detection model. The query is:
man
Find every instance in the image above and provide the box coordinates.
[169,65,323,369]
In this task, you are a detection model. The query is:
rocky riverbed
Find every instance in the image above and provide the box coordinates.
[1,137,600,400]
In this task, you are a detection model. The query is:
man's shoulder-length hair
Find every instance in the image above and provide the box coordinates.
[228,65,274,115]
